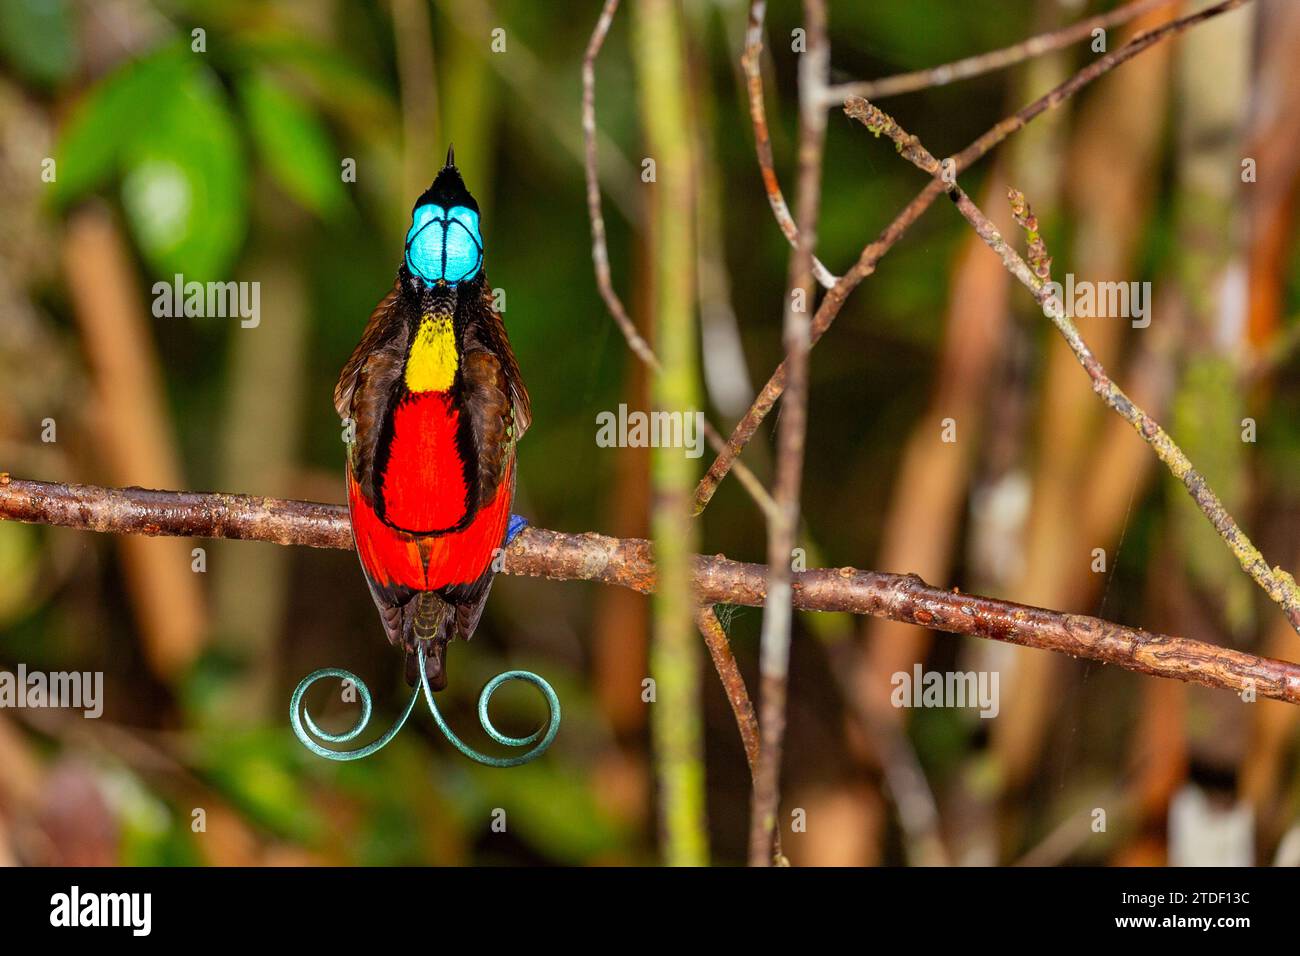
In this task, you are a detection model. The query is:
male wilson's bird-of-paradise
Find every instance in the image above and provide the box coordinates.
[290,149,559,766]
[334,149,528,692]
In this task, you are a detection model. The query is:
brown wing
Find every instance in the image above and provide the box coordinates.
[334,283,404,420]
[461,347,520,510]
[335,284,409,501]
[470,285,531,437]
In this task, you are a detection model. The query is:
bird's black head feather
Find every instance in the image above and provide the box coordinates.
[413,145,478,214]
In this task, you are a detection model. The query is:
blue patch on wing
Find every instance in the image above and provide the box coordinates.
[506,514,528,546]
[405,204,483,284]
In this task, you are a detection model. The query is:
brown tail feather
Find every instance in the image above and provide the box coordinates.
[402,590,453,691]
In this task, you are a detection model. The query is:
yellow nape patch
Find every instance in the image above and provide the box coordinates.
[405,314,458,392]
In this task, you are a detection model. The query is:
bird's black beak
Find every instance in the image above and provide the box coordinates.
[444,143,455,169]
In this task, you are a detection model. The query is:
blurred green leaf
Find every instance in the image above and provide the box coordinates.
[119,64,245,280]
[53,49,188,204]
[912,706,974,782]
[0,0,76,86]
[835,0,1031,70]
[238,70,344,217]
[98,766,187,866]
[467,758,635,864]
[0,522,38,625]
[229,32,398,139]
[54,44,246,279]
[198,728,324,842]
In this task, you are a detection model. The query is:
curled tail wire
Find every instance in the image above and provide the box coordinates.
[289,641,561,766]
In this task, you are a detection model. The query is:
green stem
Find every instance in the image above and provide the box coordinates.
[633,0,709,866]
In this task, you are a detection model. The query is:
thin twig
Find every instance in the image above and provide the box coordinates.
[695,605,760,774]
[948,0,1252,178]
[748,0,827,868]
[3,476,1299,702]
[692,180,941,515]
[584,0,659,373]
[582,0,778,520]
[827,641,951,867]
[1001,188,1300,634]
[691,0,1254,515]
[1013,786,1133,867]
[824,0,1174,104]
[696,603,786,864]
[742,0,837,288]
[446,0,640,221]
[842,93,1300,634]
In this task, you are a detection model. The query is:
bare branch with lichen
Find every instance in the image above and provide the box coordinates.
[843,91,1300,634]
[691,0,1252,516]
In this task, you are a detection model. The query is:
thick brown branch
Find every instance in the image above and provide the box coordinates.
[3,476,1298,705]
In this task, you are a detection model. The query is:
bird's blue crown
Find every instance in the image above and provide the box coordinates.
[404,148,483,285]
